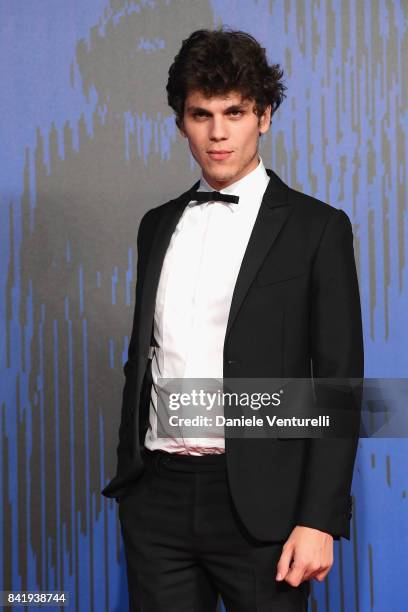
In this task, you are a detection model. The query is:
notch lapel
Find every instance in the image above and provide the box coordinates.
[224,169,293,342]
[137,181,200,358]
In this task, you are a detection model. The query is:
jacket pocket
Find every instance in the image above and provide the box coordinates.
[256,268,307,287]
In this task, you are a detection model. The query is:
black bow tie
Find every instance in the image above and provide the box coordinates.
[191,190,239,205]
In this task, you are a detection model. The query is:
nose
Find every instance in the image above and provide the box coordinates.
[208,117,229,141]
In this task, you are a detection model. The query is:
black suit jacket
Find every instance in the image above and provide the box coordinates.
[101,167,364,541]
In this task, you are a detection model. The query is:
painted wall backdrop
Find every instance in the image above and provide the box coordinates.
[1,1,407,610]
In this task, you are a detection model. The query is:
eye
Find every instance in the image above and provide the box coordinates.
[228,110,243,116]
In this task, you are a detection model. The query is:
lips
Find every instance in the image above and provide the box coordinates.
[208,151,232,160]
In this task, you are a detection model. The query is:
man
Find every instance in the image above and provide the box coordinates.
[102,28,364,611]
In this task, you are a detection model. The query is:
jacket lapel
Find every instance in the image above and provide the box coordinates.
[224,169,293,342]
[138,181,200,358]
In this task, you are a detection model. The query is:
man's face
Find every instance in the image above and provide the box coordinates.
[178,90,271,190]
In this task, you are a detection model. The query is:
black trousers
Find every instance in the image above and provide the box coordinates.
[119,448,310,611]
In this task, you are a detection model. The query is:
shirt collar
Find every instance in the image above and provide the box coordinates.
[194,154,269,213]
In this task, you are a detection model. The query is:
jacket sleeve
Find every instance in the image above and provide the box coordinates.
[102,210,152,498]
[295,208,364,540]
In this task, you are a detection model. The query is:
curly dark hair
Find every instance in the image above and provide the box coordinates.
[166,27,287,131]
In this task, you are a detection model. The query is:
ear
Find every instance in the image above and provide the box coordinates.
[259,105,272,135]
[178,118,187,138]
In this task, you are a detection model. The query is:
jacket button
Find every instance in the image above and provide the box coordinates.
[227,359,239,365]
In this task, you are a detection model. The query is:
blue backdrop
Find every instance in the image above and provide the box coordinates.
[1,1,407,610]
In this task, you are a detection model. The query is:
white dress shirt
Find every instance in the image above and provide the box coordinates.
[143,155,270,454]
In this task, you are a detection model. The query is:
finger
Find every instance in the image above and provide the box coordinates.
[302,564,322,581]
[284,561,307,587]
[313,568,331,582]
[310,558,333,582]
[276,544,294,581]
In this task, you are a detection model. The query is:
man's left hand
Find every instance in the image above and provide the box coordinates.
[275,526,334,586]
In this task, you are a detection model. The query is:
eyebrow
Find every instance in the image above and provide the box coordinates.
[186,103,248,114]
